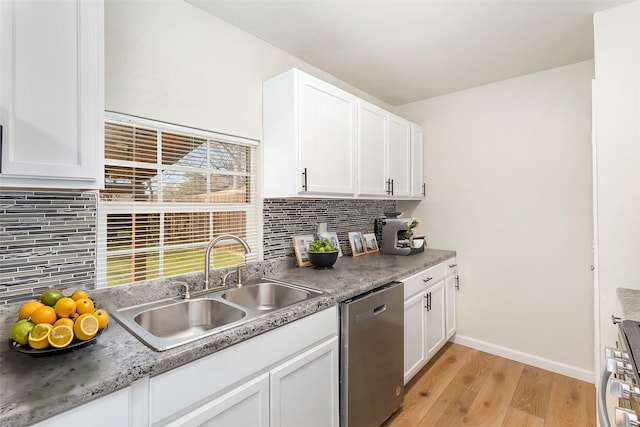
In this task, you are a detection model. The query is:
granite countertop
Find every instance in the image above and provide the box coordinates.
[0,248,455,426]
[617,288,640,322]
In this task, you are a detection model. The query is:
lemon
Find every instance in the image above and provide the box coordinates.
[54,297,77,318]
[28,323,52,349]
[30,305,57,325]
[11,319,35,346]
[74,314,99,341]
[48,325,74,348]
[75,298,94,315]
[94,309,109,330]
[18,301,44,320]
[40,289,65,307]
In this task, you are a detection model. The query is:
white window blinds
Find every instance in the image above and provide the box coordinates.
[97,112,259,288]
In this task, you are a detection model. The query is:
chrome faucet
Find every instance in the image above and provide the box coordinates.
[204,234,251,290]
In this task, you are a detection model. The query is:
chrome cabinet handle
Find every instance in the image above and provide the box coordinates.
[448,263,457,268]
[423,277,433,283]
[302,168,308,191]
[612,315,623,325]
[455,275,460,290]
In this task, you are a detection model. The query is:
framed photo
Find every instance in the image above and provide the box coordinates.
[363,233,379,254]
[318,231,343,257]
[348,232,366,257]
[293,234,315,267]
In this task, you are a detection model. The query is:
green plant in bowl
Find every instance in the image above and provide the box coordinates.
[308,238,339,269]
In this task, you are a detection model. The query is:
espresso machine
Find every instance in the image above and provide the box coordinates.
[375,217,424,256]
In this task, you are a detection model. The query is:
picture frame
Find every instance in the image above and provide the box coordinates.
[318,231,343,257]
[363,233,379,254]
[293,234,315,267]
[348,232,366,257]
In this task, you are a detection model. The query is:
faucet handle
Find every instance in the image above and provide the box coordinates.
[236,265,246,286]
[176,281,190,299]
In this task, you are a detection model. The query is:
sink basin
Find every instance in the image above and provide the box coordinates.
[112,278,324,351]
[134,298,246,339]
[222,282,322,311]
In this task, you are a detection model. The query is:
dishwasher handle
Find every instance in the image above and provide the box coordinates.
[356,303,387,324]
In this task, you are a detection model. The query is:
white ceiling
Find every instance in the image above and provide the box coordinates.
[189,0,630,106]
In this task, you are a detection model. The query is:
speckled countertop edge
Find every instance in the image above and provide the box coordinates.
[617,288,640,322]
[0,248,455,427]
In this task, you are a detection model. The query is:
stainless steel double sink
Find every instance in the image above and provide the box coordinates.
[112,278,324,351]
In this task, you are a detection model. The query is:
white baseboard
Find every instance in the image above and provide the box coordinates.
[452,334,595,384]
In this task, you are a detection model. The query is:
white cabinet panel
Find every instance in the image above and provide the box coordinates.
[445,275,458,339]
[270,337,339,427]
[411,125,425,198]
[166,373,269,427]
[33,387,130,427]
[357,101,388,196]
[404,290,427,384]
[425,280,446,359]
[0,0,103,189]
[387,115,412,197]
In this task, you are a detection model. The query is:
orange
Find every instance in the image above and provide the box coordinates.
[18,301,44,320]
[75,298,94,315]
[54,297,77,318]
[48,325,74,348]
[30,306,57,325]
[74,314,99,341]
[53,317,74,329]
[71,289,89,301]
[28,323,52,350]
[93,309,109,330]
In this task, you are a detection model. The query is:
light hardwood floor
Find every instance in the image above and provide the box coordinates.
[384,342,596,427]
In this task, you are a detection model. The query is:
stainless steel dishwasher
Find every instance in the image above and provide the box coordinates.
[340,281,404,427]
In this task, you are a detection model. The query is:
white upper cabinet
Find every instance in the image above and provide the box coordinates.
[0,0,104,189]
[411,125,425,198]
[263,68,423,199]
[263,69,357,197]
[357,101,388,197]
[387,115,412,197]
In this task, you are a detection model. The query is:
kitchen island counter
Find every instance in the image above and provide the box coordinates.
[0,248,455,426]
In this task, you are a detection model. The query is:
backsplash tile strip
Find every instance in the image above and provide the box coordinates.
[0,190,97,304]
[263,198,396,259]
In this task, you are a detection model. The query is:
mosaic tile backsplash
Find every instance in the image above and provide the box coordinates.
[0,190,394,304]
[0,191,97,304]
[263,198,396,259]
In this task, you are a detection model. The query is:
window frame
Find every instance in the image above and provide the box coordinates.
[96,111,261,288]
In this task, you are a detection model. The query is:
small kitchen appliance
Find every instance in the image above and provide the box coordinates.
[599,318,640,426]
[375,217,424,256]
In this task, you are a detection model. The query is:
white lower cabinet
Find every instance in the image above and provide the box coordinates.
[149,306,338,427]
[166,373,270,427]
[32,387,131,427]
[403,258,458,384]
[270,337,339,427]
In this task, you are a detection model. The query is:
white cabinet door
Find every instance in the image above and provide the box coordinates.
[425,280,446,359]
[387,115,412,197]
[0,0,103,189]
[33,388,130,427]
[270,337,339,427]
[167,373,269,427]
[445,274,458,339]
[298,74,357,195]
[357,101,388,196]
[410,125,425,198]
[404,290,427,384]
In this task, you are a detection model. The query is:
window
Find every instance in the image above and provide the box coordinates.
[97,112,259,288]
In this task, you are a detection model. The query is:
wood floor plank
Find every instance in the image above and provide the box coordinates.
[544,373,596,427]
[384,343,475,427]
[502,407,545,427]
[417,382,477,427]
[451,348,500,392]
[459,356,525,426]
[510,364,554,418]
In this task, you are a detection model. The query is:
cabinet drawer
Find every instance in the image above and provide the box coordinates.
[402,263,445,299]
[445,257,457,276]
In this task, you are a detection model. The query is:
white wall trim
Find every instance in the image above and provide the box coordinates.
[452,334,595,383]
